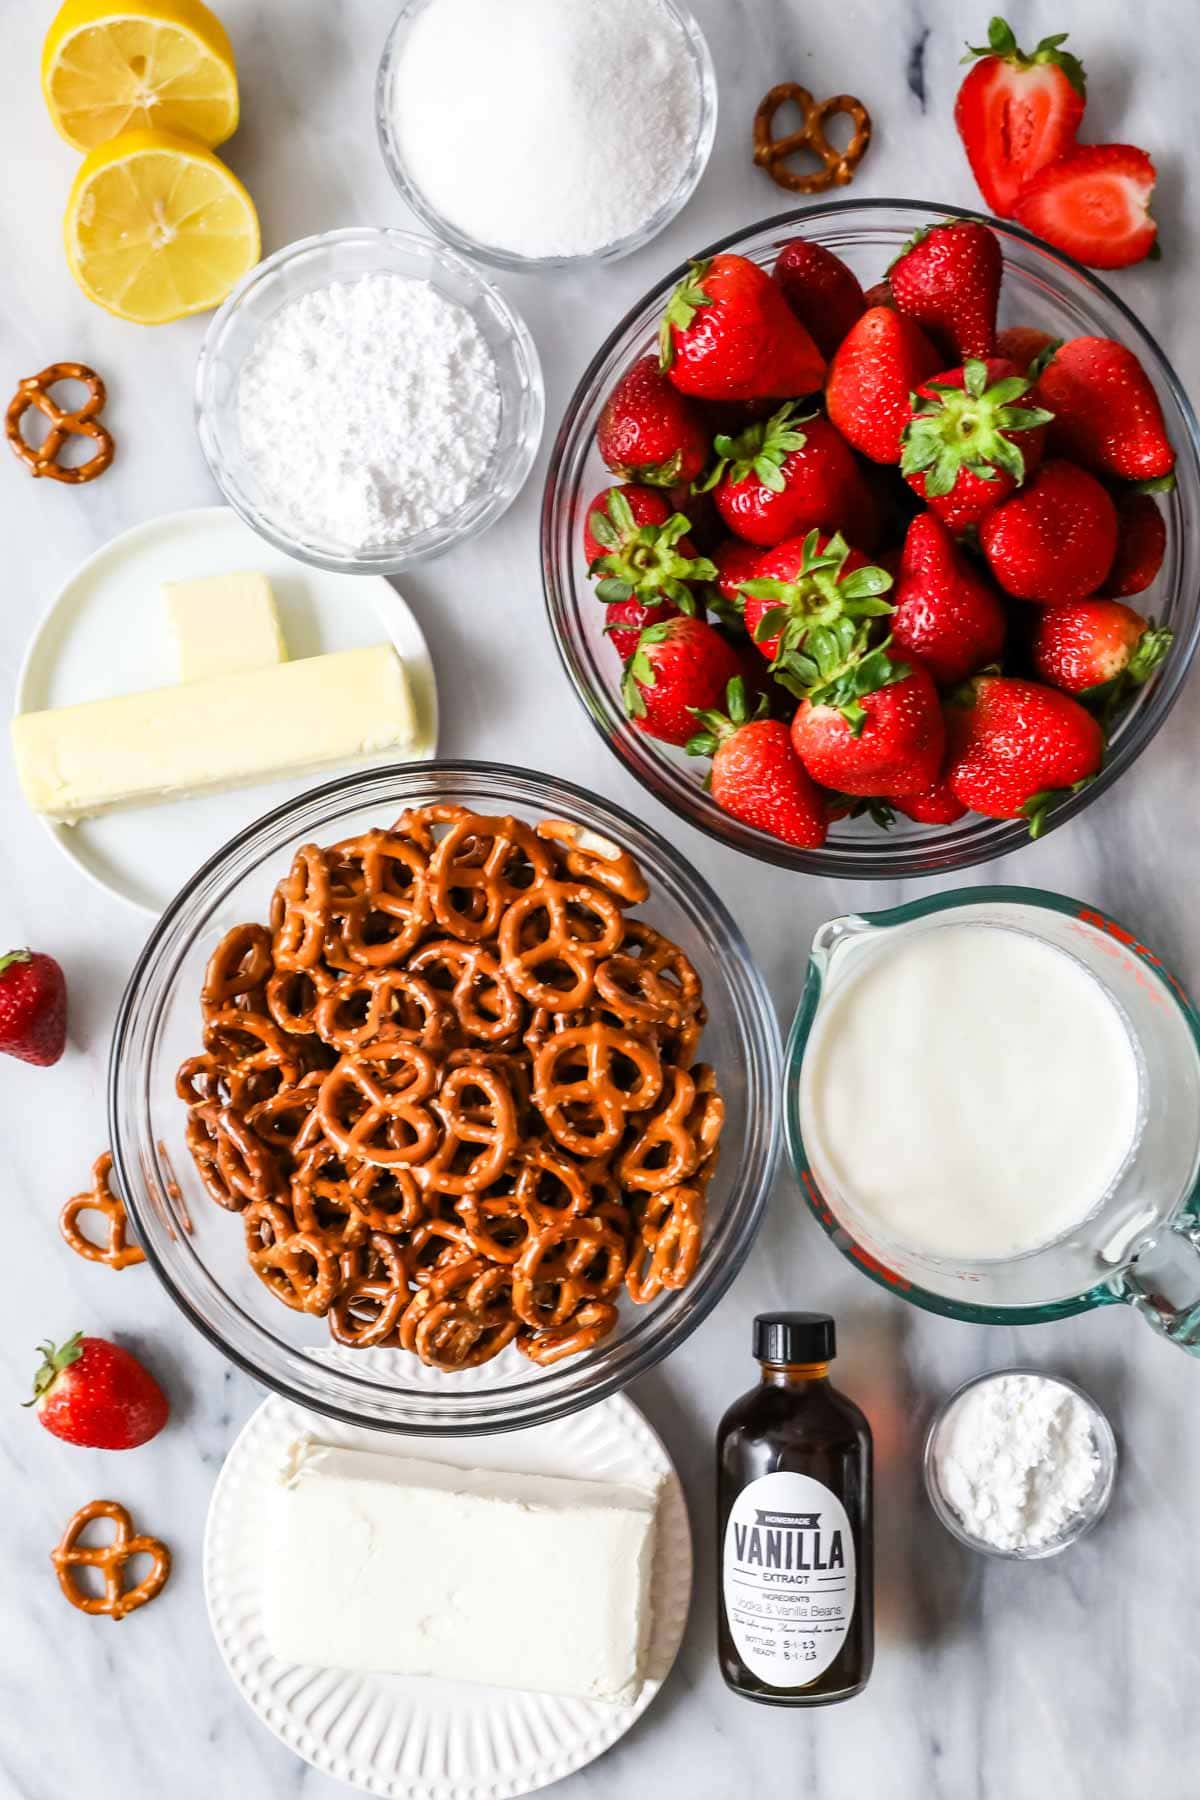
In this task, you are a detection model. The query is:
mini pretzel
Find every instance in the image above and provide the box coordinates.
[317,1041,439,1167]
[203,923,273,1015]
[51,1500,169,1620]
[60,1152,146,1271]
[536,820,649,905]
[421,1062,519,1195]
[753,83,872,195]
[330,1232,410,1347]
[519,1300,619,1365]
[626,1185,705,1303]
[7,363,114,484]
[498,880,625,1010]
[534,1021,663,1157]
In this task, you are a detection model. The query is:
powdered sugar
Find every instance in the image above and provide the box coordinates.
[387,0,704,260]
[932,1373,1103,1552]
[236,272,501,551]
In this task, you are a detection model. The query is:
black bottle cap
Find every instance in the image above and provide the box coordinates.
[753,1312,836,1364]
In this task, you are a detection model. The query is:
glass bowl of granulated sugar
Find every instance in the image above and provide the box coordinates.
[375,0,717,270]
[195,227,545,573]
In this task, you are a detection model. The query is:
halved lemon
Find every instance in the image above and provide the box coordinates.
[43,0,238,152]
[65,128,260,325]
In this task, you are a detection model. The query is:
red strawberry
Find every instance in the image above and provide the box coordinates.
[27,1332,168,1450]
[1030,600,1172,695]
[892,775,968,825]
[686,677,828,849]
[946,673,1103,833]
[621,615,744,746]
[702,405,878,549]
[1033,337,1176,485]
[1014,145,1158,270]
[0,949,67,1067]
[888,220,1002,362]
[739,531,893,666]
[659,254,827,403]
[979,459,1117,604]
[955,17,1086,218]
[900,357,1053,531]
[791,650,946,798]
[604,597,677,661]
[826,307,943,463]
[712,537,763,610]
[891,513,1008,685]
[995,326,1059,373]
[1107,492,1166,598]
[583,485,715,606]
[772,240,867,359]
[863,279,894,309]
[596,355,710,488]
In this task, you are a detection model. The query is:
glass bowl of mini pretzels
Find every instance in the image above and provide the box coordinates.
[109,761,781,1434]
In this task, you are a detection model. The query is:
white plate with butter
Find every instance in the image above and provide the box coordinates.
[14,506,438,914]
[204,1384,692,1800]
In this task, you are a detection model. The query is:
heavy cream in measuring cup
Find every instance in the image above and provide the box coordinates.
[799,923,1142,1262]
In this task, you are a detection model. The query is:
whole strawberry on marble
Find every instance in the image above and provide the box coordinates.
[26,1332,168,1450]
[0,948,67,1066]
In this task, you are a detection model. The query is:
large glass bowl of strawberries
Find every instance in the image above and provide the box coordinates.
[542,198,1200,875]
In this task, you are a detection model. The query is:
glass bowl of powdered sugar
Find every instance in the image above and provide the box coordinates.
[923,1369,1118,1561]
[195,227,544,573]
[374,0,717,270]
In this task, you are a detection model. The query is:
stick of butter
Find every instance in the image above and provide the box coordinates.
[263,1443,659,1704]
[164,571,288,682]
[12,645,415,825]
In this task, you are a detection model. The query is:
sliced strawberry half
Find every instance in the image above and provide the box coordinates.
[1013,144,1159,270]
[954,17,1087,217]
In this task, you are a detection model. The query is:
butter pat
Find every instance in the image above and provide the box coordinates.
[12,645,415,825]
[263,1443,659,1703]
[165,571,288,681]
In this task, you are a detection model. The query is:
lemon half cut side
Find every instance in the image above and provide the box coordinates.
[43,0,239,151]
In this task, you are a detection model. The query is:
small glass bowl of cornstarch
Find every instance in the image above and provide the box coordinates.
[375,0,717,270]
[196,227,544,573]
[923,1369,1118,1561]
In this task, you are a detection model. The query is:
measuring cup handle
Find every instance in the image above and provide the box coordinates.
[1116,1216,1200,1352]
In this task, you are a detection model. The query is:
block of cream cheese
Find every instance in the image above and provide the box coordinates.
[164,571,288,682]
[263,1443,659,1703]
[12,645,415,825]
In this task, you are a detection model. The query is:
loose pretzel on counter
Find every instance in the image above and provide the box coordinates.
[753,83,872,195]
[59,1153,145,1271]
[51,1500,170,1621]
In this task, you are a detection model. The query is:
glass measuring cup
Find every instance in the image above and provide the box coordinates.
[783,887,1200,1351]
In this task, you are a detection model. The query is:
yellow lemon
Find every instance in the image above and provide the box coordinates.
[43,0,238,152]
[65,128,259,325]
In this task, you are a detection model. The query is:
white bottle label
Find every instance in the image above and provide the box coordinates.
[722,1470,855,1687]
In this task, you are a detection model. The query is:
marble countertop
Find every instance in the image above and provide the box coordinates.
[2,1,1197,1795]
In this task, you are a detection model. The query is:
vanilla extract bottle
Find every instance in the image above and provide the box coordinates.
[717,1312,873,1706]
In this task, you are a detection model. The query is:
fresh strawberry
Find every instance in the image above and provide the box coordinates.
[995,326,1059,372]
[596,355,710,488]
[892,774,969,825]
[583,485,715,606]
[1013,145,1158,270]
[945,673,1104,833]
[686,677,828,849]
[1033,337,1176,484]
[701,405,878,549]
[891,513,1008,685]
[863,279,894,309]
[738,531,894,666]
[979,459,1117,603]
[772,240,867,359]
[712,537,763,610]
[0,949,67,1067]
[659,254,827,402]
[26,1332,168,1450]
[900,357,1053,531]
[1107,492,1166,598]
[604,597,677,661]
[1030,599,1172,696]
[621,615,744,746]
[790,650,946,798]
[826,306,943,463]
[955,17,1086,218]
[888,220,1002,362]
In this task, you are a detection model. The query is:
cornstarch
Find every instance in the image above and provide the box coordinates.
[236,272,501,551]
[933,1373,1102,1552]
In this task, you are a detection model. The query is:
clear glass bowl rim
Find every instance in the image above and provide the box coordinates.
[373,0,718,272]
[541,196,1200,878]
[108,759,782,1435]
[922,1366,1118,1559]
[195,226,545,575]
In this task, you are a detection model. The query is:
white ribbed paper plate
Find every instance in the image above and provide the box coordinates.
[203,1385,692,1799]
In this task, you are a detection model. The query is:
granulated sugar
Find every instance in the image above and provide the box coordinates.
[388,0,703,259]
[933,1372,1102,1552]
[236,272,501,551]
